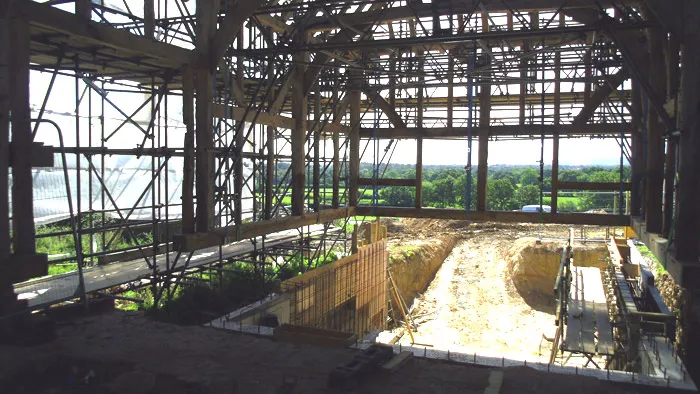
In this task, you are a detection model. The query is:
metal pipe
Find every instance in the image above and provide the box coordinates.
[31,118,87,306]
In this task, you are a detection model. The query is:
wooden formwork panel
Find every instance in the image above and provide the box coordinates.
[280,239,387,337]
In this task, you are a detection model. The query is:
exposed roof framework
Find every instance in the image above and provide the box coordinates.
[1,0,699,311]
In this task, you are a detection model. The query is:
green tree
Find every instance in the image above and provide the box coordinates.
[488,178,516,210]
[519,168,539,186]
[514,185,541,208]
[433,177,455,207]
[581,170,619,211]
[380,186,414,207]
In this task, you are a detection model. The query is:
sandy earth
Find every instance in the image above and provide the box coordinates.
[388,221,609,364]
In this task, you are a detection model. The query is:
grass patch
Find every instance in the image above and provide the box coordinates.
[636,243,667,276]
[389,244,421,260]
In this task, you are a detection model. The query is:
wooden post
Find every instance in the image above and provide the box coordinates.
[9,16,35,254]
[0,12,10,257]
[266,62,275,219]
[144,0,155,38]
[519,40,528,126]
[194,1,217,232]
[234,29,244,225]
[331,87,340,208]
[76,0,91,19]
[447,51,454,128]
[551,14,564,214]
[181,67,195,233]
[675,1,700,262]
[291,31,308,216]
[416,48,424,209]
[644,26,666,233]
[663,37,680,238]
[349,70,361,207]
[631,79,643,216]
[583,51,592,109]
[313,83,321,212]
[476,12,489,212]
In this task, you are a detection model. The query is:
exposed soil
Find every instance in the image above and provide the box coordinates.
[383,219,608,363]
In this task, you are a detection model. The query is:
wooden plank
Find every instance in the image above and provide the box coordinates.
[382,351,414,373]
[565,267,583,352]
[358,123,628,139]
[354,206,631,226]
[558,181,631,192]
[595,301,614,356]
[173,207,355,251]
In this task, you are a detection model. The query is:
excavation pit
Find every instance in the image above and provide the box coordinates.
[506,238,608,313]
[382,223,610,365]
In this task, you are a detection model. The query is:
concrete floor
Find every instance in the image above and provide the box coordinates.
[0,310,694,394]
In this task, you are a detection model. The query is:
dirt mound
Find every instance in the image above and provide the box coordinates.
[506,238,608,311]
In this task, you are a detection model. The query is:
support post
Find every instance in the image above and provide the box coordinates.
[663,36,680,238]
[144,0,155,38]
[476,12,490,212]
[0,11,10,258]
[291,31,308,216]
[9,16,34,255]
[331,87,340,208]
[644,26,666,233]
[631,80,643,216]
[676,1,700,262]
[551,14,564,214]
[447,51,454,128]
[194,1,218,232]
[181,67,195,233]
[313,83,321,212]
[234,29,244,225]
[349,71,361,207]
[416,48,424,209]
[519,40,528,126]
[76,0,91,19]
[266,60,275,219]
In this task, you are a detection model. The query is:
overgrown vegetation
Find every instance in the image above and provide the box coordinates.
[34,214,153,278]
[637,243,667,276]
[115,250,342,324]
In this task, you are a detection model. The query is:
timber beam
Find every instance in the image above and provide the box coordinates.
[19,2,190,68]
[355,207,630,227]
[358,124,629,139]
[211,104,349,134]
[300,1,636,33]
[173,207,355,252]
